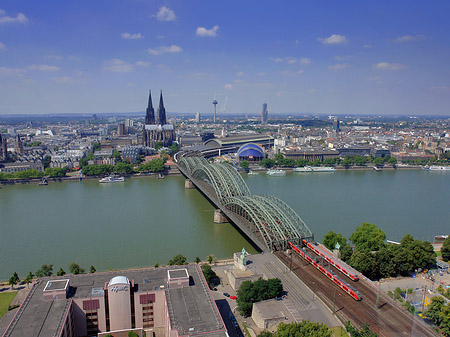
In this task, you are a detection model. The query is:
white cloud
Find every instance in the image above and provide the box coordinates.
[121,32,144,40]
[0,9,28,24]
[135,61,151,67]
[328,63,349,71]
[157,64,172,72]
[52,76,73,83]
[156,6,176,22]
[394,34,425,43]
[29,64,60,72]
[300,58,311,65]
[256,72,267,77]
[0,66,25,76]
[375,62,406,71]
[148,45,182,56]
[318,34,348,45]
[0,42,6,50]
[233,79,243,83]
[103,58,133,73]
[286,57,296,64]
[280,69,304,76]
[363,44,373,49]
[44,54,62,60]
[272,57,283,63]
[196,25,219,37]
[236,71,244,76]
[224,84,233,89]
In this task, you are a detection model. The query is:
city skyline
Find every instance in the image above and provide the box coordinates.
[1,1,450,115]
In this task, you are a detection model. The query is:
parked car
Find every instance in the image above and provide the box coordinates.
[230,295,237,300]
[223,292,230,297]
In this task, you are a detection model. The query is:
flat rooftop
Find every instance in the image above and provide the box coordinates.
[168,268,189,279]
[43,279,69,292]
[3,265,226,337]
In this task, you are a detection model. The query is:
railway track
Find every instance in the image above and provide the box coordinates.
[275,251,438,337]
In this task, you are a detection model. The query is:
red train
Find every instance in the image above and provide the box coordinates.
[302,239,359,282]
[288,241,362,301]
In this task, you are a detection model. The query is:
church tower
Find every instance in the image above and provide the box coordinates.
[157,90,167,125]
[145,90,155,125]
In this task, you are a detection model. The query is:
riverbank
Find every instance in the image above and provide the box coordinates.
[0,166,182,185]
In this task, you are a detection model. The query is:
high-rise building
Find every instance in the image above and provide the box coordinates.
[143,90,176,148]
[261,103,268,125]
[195,112,201,123]
[0,134,8,162]
[333,118,340,132]
[118,123,126,136]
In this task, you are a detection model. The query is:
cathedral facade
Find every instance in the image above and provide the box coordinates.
[0,134,8,162]
[143,90,176,148]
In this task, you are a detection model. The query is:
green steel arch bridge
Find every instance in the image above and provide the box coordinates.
[177,155,313,252]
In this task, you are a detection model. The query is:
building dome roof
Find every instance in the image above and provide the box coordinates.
[108,276,129,287]
[237,143,264,158]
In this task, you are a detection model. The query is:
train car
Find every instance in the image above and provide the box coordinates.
[288,241,362,301]
[302,239,359,281]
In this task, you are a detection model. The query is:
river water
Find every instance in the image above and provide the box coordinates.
[0,170,449,280]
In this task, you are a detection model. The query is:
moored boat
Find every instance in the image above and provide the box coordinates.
[248,170,259,175]
[293,166,313,172]
[99,176,125,183]
[310,167,336,172]
[266,169,286,176]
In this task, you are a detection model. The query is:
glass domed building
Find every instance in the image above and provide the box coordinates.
[237,143,265,161]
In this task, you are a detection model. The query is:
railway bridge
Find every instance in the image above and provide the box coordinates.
[177,155,314,252]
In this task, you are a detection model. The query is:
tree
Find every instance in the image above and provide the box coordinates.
[237,278,283,317]
[45,167,67,177]
[442,236,450,262]
[276,321,332,337]
[169,143,179,154]
[36,264,53,277]
[24,272,34,288]
[168,254,188,266]
[323,231,347,251]
[257,331,274,337]
[349,250,378,279]
[344,321,377,337]
[128,332,139,337]
[69,262,85,275]
[296,158,309,167]
[154,262,159,268]
[240,160,249,169]
[90,265,96,273]
[57,268,66,276]
[9,272,20,289]
[43,156,52,169]
[349,223,386,252]
[155,141,163,151]
[113,150,122,162]
[113,162,134,174]
[92,142,101,151]
[388,157,397,165]
[207,254,216,264]
[194,257,201,264]
[260,158,276,168]
[201,264,217,285]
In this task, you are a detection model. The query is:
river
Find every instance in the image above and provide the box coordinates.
[0,169,449,280]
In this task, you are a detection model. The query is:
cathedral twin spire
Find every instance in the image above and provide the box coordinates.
[145,90,166,125]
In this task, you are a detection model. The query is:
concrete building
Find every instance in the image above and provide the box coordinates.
[195,112,201,123]
[282,148,339,162]
[118,123,126,136]
[3,265,227,337]
[0,134,8,162]
[251,299,294,329]
[261,103,268,125]
[0,161,44,173]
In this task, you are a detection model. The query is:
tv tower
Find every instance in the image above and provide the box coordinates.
[213,94,218,123]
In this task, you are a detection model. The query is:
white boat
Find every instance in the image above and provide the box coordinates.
[266,169,286,176]
[293,166,313,172]
[427,165,450,171]
[99,176,125,183]
[373,166,381,171]
[248,170,259,175]
[310,167,336,172]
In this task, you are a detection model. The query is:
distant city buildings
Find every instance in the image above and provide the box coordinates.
[261,103,268,125]
[0,133,8,162]
[143,90,176,148]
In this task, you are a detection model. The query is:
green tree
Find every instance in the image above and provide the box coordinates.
[90,265,96,273]
[169,143,179,154]
[168,254,188,266]
[274,153,284,164]
[207,254,216,264]
[194,257,201,264]
[376,246,397,278]
[372,157,385,166]
[36,264,53,277]
[323,231,347,251]
[9,272,20,289]
[261,158,276,168]
[276,321,332,337]
[257,331,274,337]
[240,160,249,169]
[349,250,378,279]
[340,245,353,262]
[57,268,66,276]
[201,264,218,285]
[344,321,377,337]
[113,150,122,162]
[237,278,283,317]
[13,169,44,179]
[155,141,163,151]
[442,236,450,262]
[349,223,386,251]
[154,262,159,268]
[45,167,67,177]
[128,331,139,337]
[296,158,309,167]
[113,162,134,174]
[24,272,34,288]
[43,156,52,169]
[138,158,165,173]
[69,262,85,275]
[388,157,397,165]
[92,142,101,151]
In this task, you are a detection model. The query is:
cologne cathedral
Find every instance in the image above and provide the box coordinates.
[143,90,175,148]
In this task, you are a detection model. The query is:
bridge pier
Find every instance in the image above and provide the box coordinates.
[184,179,195,189]
[214,209,228,223]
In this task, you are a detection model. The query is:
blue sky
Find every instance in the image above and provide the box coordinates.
[0,1,450,116]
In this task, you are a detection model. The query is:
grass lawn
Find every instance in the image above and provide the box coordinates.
[0,291,18,319]
[436,251,442,257]
[330,326,349,337]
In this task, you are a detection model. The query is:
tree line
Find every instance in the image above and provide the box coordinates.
[323,223,436,280]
